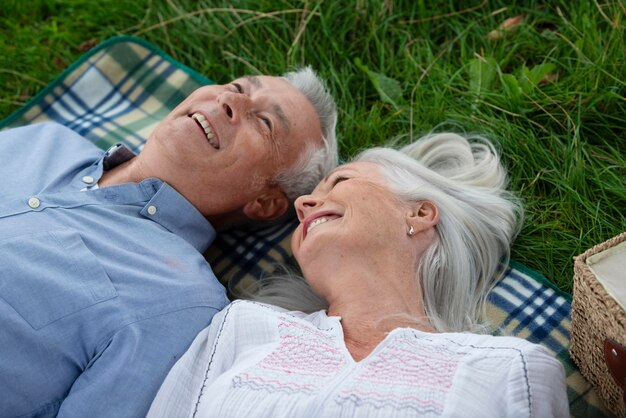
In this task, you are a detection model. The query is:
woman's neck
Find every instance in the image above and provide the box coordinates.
[326,280,435,362]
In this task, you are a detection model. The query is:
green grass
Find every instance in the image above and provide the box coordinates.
[1,0,624,293]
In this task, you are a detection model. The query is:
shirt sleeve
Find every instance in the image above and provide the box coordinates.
[147,304,236,418]
[55,306,220,418]
[508,344,570,418]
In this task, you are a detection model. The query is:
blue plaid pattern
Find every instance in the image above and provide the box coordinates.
[0,35,608,417]
[209,219,299,296]
[489,266,571,353]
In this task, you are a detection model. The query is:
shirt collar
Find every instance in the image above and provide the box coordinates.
[103,143,136,171]
[93,145,217,252]
[139,179,217,253]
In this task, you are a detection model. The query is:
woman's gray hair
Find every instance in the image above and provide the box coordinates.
[357,133,523,332]
[275,66,338,202]
[251,132,523,333]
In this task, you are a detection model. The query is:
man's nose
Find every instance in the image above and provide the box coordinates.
[218,91,250,124]
[294,194,322,222]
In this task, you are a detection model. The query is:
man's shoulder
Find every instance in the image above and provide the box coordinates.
[0,122,98,154]
[3,121,77,137]
[0,122,103,191]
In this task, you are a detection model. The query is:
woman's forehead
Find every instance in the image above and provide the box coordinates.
[334,161,383,178]
[316,162,387,191]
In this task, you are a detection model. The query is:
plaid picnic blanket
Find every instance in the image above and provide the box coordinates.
[0,35,609,417]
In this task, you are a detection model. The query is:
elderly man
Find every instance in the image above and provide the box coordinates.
[0,67,337,417]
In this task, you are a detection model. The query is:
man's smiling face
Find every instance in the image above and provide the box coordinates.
[137,75,323,225]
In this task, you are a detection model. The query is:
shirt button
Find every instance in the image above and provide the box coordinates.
[82,175,95,184]
[28,197,41,209]
[147,205,157,215]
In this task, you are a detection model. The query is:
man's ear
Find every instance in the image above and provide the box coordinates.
[242,188,289,221]
[407,201,439,232]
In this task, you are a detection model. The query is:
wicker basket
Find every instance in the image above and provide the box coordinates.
[571,232,626,418]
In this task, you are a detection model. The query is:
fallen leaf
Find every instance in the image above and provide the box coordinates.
[78,39,98,52]
[53,56,65,69]
[539,72,559,85]
[488,15,524,40]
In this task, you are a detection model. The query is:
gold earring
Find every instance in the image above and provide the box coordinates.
[407,225,415,236]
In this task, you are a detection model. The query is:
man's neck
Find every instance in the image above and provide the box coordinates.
[98,159,144,187]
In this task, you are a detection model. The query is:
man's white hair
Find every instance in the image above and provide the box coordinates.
[224,67,337,231]
[275,66,338,202]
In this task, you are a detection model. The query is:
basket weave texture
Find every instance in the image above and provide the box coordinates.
[571,231,626,418]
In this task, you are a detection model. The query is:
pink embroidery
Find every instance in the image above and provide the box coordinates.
[233,315,347,395]
[335,333,464,414]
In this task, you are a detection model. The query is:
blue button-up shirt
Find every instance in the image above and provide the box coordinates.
[0,123,229,417]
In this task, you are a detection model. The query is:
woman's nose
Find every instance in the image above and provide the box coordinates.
[294,194,322,222]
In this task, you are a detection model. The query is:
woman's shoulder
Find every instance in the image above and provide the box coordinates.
[222,300,328,325]
[390,330,568,417]
[224,299,314,317]
[395,330,565,389]
[227,299,287,313]
[395,328,557,362]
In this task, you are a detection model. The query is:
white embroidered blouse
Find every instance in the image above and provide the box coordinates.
[148,300,569,418]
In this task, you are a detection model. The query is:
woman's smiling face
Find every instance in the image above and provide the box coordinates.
[291,162,410,279]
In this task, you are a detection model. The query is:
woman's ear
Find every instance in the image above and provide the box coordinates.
[407,201,439,232]
[242,188,289,221]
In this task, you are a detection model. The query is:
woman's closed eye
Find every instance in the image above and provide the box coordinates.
[331,176,349,187]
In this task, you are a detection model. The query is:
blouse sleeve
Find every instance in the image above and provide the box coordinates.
[507,343,570,418]
[147,304,236,418]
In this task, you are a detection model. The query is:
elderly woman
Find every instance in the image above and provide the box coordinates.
[148,133,569,417]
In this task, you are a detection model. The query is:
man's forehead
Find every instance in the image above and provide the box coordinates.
[238,75,293,91]
[243,75,262,87]
[230,74,321,148]
[239,74,286,88]
[239,75,297,135]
